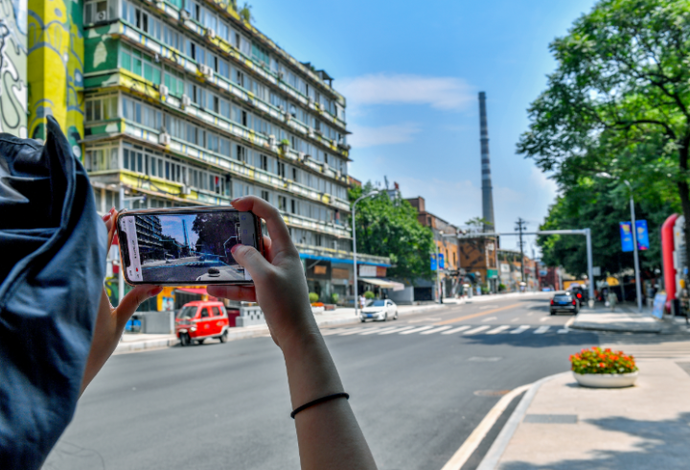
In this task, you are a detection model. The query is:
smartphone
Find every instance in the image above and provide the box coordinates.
[116,207,263,286]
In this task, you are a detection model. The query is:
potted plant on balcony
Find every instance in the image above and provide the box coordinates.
[570,346,638,388]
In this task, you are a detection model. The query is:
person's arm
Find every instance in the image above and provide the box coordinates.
[80,209,162,394]
[208,196,377,470]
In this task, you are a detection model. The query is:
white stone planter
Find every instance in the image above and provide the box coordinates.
[311,306,325,315]
[573,371,638,388]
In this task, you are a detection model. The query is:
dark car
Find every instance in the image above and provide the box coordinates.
[569,285,588,306]
[550,291,579,315]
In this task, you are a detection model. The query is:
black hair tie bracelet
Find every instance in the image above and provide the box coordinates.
[291,392,350,419]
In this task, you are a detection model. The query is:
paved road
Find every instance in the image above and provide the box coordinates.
[45,294,598,470]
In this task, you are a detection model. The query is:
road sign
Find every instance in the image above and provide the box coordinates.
[620,222,634,252]
[636,220,650,250]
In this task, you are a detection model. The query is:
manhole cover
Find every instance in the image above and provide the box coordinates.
[474,390,511,397]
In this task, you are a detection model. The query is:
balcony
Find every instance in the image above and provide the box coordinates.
[84,117,351,212]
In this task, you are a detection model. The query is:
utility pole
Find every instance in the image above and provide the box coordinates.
[515,218,527,283]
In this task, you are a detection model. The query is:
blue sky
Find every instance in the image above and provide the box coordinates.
[251,0,598,254]
[160,215,199,247]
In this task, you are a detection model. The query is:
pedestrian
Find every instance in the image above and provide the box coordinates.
[360,294,366,309]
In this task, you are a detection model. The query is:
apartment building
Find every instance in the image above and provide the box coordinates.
[10,0,389,305]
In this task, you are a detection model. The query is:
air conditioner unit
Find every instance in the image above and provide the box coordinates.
[181,185,191,195]
[95,10,108,22]
[307,96,313,107]
[180,9,190,21]
[268,135,276,147]
[181,94,191,109]
[278,71,284,80]
[283,111,290,121]
[308,129,315,139]
[158,132,171,146]
[159,84,169,99]
[205,28,216,40]
[199,64,213,80]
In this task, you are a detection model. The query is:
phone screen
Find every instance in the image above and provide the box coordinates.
[117,209,259,285]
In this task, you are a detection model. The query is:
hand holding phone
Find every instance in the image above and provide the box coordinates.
[116,207,264,285]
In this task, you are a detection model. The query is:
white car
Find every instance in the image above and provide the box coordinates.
[360,299,398,322]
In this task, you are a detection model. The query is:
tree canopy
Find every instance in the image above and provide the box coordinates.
[349,183,435,282]
[518,0,690,271]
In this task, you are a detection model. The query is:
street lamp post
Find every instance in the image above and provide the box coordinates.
[352,190,379,318]
[598,174,643,312]
[435,239,442,304]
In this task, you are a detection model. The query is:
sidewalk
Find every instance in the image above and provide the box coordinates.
[570,302,689,334]
[478,357,690,469]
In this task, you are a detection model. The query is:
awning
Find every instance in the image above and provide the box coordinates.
[299,253,391,267]
[360,278,405,291]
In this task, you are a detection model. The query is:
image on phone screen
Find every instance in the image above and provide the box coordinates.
[119,211,256,284]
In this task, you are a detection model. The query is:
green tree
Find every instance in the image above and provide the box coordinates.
[349,183,435,282]
[517,0,690,269]
[538,178,673,277]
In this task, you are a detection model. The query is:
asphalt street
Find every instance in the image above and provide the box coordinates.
[45,294,599,470]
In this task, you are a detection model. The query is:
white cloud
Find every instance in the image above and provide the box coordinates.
[348,122,422,148]
[339,73,474,111]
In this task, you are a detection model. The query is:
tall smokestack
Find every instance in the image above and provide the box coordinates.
[478,92,495,233]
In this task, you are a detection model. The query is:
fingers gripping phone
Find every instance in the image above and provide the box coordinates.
[116,207,263,285]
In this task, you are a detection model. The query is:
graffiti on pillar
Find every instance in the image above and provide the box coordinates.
[0,0,28,137]
[27,0,84,156]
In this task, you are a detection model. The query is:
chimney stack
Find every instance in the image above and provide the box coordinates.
[478,92,495,233]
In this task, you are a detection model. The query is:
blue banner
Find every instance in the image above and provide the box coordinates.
[620,222,633,252]
[430,254,437,271]
[636,220,650,251]
[439,253,445,270]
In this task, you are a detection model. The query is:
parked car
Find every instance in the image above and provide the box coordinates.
[550,291,579,315]
[175,301,230,346]
[360,299,398,322]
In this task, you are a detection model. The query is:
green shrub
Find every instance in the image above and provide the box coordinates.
[363,291,375,300]
[498,283,507,292]
[308,292,319,303]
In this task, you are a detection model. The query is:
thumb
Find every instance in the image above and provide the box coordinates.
[231,244,271,281]
[116,285,162,325]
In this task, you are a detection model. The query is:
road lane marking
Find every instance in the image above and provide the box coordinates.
[510,325,530,334]
[464,326,491,335]
[359,326,399,335]
[479,305,498,309]
[481,316,498,322]
[408,316,442,323]
[486,325,511,335]
[557,328,569,334]
[321,328,355,336]
[510,318,520,323]
[400,326,435,335]
[378,326,416,335]
[419,326,453,335]
[539,317,551,322]
[338,328,370,336]
[441,326,472,335]
[533,326,550,334]
[436,303,522,325]
[440,383,532,470]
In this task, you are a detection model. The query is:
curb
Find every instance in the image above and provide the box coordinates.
[476,372,570,470]
[569,322,661,334]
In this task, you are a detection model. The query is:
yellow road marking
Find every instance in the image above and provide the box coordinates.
[435,303,522,325]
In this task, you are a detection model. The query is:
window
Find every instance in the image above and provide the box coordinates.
[261,190,269,202]
[292,168,298,182]
[236,145,245,162]
[260,154,268,171]
[211,306,221,317]
[200,308,209,318]
[276,161,285,178]
[252,42,270,66]
[278,195,287,211]
[291,199,296,214]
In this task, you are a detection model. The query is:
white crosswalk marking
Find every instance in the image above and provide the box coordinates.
[464,326,491,335]
[441,326,472,335]
[359,326,399,335]
[510,325,530,334]
[400,326,435,335]
[378,326,416,335]
[486,325,511,335]
[533,326,550,334]
[321,328,355,336]
[338,328,370,336]
[557,328,569,334]
[420,326,453,335]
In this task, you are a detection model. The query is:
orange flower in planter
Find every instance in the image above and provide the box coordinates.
[570,346,638,375]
